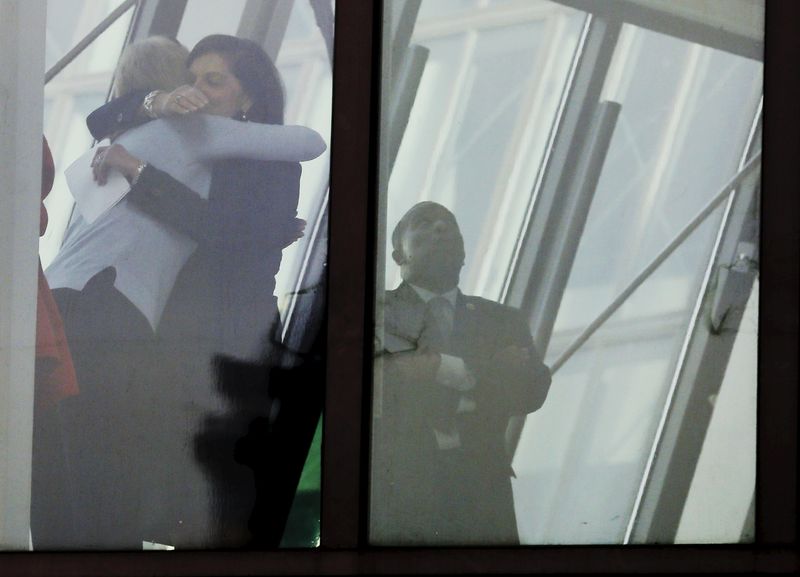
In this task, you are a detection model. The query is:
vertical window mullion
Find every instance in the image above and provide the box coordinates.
[320,0,378,549]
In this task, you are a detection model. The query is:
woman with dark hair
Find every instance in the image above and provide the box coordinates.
[185,33,286,124]
[89,35,304,361]
[55,34,322,549]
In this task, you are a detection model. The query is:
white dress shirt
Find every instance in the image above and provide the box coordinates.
[408,284,477,449]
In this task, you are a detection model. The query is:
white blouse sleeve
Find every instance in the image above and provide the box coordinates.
[168,114,327,163]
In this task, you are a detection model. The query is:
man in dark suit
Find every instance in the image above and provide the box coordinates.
[372,201,552,545]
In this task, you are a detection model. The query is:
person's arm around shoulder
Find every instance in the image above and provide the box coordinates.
[90,142,213,243]
[127,163,213,243]
[187,116,327,163]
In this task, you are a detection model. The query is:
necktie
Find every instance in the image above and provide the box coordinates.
[418,296,454,352]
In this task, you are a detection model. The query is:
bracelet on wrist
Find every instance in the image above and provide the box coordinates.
[142,90,162,119]
[131,161,148,187]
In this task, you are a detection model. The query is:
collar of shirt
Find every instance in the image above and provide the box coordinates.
[408,284,458,307]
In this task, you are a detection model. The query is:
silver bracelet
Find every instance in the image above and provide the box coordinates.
[131,161,148,187]
[142,90,162,119]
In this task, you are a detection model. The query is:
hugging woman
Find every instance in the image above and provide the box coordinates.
[36,35,324,549]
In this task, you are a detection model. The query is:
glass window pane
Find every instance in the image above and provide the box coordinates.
[371,0,586,545]
[26,0,334,551]
[513,25,762,543]
[385,2,586,300]
[44,0,131,71]
[372,1,762,547]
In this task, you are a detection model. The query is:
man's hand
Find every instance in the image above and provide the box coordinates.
[154,85,209,116]
[387,350,441,383]
[91,144,142,185]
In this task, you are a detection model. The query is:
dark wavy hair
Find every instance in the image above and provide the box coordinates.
[187,34,285,125]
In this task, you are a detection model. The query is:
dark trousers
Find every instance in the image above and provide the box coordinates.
[430,447,519,545]
[31,268,157,549]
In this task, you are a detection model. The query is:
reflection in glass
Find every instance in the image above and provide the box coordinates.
[372,201,552,545]
[513,25,762,544]
[373,0,584,545]
[385,3,586,299]
[25,0,334,551]
[44,0,130,70]
[372,0,762,546]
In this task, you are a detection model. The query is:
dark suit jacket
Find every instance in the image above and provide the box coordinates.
[373,282,551,545]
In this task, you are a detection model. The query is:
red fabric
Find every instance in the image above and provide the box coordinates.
[36,137,78,410]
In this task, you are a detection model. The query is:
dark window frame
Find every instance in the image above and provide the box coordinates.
[4,0,797,574]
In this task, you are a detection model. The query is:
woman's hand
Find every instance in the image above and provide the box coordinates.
[91,144,142,185]
[153,85,209,117]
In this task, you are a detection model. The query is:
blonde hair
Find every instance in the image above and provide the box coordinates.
[113,36,191,97]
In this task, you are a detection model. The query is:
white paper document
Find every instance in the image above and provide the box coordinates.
[64,141,131,224]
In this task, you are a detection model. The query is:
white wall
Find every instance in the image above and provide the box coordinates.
[0,0,46,550]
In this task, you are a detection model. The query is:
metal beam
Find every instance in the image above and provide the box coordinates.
[128,0,186,43]
[44,0,137,84]
[387,44,428,174]
[502,15,621,460]
[529,98,621,369]
[549,0,763,61]
[380,0,424,173]
[388,0,422,90]
[374,0,426,424]
[502,16,621,347]
[550,151,762,374]
[237,0,294,62]
[626,123,762,543]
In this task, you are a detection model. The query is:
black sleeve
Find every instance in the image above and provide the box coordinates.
[213,159,303,254]
[127,158,304,251]
[126,163,213,244]
[86,90,150,140]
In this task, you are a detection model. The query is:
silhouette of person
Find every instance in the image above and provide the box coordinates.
[373,201,552,545]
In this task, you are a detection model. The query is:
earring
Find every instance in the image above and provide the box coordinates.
[239,109,248,122]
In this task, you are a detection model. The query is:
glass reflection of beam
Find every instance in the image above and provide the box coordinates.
[550,151,761,375]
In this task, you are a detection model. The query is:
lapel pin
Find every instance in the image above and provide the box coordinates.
[466,303,475,311]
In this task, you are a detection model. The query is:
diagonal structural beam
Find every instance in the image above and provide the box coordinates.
[550,151,762,374]
[44,0,137,84]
